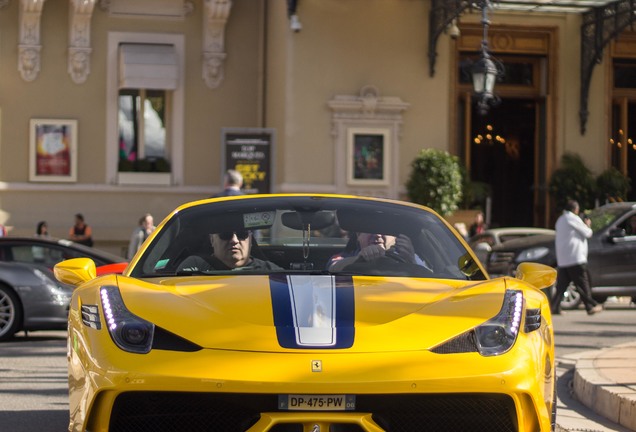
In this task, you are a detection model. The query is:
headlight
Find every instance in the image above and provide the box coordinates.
[432,290,524,357]
[100,286,154,354]
[516,247,549,262]
[474,290,523,356]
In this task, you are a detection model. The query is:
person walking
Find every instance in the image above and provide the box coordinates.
[128,213,155,259]
[551,199,602,315]
[69,213,93,247]
[212,169,244,197]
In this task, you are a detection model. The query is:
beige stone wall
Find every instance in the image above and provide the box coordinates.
[0,0,618,255]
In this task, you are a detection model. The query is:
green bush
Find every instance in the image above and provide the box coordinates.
[406,149,463,216]
[548,153,596,212]
[596,167,631,203]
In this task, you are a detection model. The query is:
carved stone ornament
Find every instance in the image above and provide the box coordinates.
[202,0,232,89]
[18,0,45,82]
[18,45,41,82]
[203,51,226,89]
[68,0,96,84]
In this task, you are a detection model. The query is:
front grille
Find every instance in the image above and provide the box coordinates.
[108,392,517,432]
[366,394,518,432]
[109,392,264,432]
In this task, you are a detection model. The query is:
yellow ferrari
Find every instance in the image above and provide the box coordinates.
[55,194,557,432]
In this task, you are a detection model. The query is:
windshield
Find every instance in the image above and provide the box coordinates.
[587,205,631,233]
[130,196,485,280]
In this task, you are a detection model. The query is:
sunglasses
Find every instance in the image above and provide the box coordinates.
[217,230,250,241]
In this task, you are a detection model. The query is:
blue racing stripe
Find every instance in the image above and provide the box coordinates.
[269,274,355,349]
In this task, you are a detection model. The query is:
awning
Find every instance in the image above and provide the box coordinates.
[493,0,618,14]
[118,44,178,90]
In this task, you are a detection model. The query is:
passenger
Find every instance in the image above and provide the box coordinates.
[179,230,282,271]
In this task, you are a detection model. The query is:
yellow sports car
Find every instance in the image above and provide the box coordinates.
[55,194,557,432]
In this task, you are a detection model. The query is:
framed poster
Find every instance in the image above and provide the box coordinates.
[29,119,78,182]
[221,128,275,194]
[347,127,390,186]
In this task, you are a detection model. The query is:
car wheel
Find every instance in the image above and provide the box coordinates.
[0,284,23,341]
[560,282,581,310]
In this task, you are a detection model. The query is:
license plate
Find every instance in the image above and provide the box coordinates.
[278,394,355,411]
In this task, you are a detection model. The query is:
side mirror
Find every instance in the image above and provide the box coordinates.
[515,262,556,291]
[608,228,626,243]
[54,257,97,287]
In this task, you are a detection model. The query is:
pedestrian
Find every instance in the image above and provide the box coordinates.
[128,213,155,259]
[468,211,488,238]
[69,213,94,247]
[35,221,49,237]
[212,169,244,197]
[551,199,603,315]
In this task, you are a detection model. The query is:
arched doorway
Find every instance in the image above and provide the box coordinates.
[454,25,556,228]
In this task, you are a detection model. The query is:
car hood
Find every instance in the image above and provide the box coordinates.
[113,274,511,352]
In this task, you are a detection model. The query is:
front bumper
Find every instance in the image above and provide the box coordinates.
[69,334,554,432]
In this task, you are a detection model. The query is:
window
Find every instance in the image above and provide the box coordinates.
[118,89,170,172]
[613,60,636,89]
[106,33,184,185]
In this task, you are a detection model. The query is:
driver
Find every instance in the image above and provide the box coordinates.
[179,230,282,271]
[327,232,418,272]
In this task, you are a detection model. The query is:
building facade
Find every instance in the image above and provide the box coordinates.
[0,0,633,255]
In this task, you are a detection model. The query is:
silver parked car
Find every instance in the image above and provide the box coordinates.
[468,227,555,267]
[0,261,73,341]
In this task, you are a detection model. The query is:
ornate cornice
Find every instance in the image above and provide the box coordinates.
[98,0,193,16]
[68,0,96,84]
[202,0,232,89]
[327,85,410,120]
[18,0,45,82]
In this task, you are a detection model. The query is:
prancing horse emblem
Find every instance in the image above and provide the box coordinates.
[312,425,320,432]
[312,360,322,372]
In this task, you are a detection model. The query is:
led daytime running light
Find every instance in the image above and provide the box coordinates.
[474,290,524,356]
[100,286,155,354]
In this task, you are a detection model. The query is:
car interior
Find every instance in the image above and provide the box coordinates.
[133,199,485,280]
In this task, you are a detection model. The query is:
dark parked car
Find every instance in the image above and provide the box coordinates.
[487,202,636,309]
[0,237,126,341]
[0,236,125,269]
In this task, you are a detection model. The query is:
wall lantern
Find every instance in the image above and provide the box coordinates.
[472,0,504,116]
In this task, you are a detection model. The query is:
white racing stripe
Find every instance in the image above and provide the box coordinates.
[287,275,337,346]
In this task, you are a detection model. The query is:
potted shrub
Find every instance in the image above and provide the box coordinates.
[548,152,596,212]
[406,149,463,216]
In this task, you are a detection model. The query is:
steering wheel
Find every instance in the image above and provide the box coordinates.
[384,249,408,263]
[340,255,433,277]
